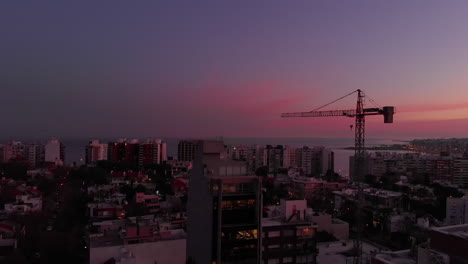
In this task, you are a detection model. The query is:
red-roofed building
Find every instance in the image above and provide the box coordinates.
[172,178,188,194]
[25,187,43,195]
[135,193,160,213]
[89,203,126,220]
[0,222,22,257]
[4,194,42,214]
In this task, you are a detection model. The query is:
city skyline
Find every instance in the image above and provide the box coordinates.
[2,1,468,139]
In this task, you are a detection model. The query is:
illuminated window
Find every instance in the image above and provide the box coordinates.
[235,229,258,240]
[298,228,315,237]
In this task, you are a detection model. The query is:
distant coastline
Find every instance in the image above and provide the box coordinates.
[342,144,410,151]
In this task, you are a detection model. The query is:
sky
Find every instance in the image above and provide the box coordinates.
[1,0,468,140]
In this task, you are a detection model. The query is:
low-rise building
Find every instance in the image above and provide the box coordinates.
[446,196,468,225]
[89,215,186,264]
[430,223,468,264]
[4,194,42,214]
[309,212,349,240]
[88,203,126,220]
[262,199,318,264]
[0,222,22,257]
[292,177,347,201]
[135,193,160,213]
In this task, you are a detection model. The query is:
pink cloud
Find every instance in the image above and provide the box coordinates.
[186,78,309,119]
[398,102,468,113]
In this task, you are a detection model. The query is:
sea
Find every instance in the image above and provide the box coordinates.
[55,137,407,178]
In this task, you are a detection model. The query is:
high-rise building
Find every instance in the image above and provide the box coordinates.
[85,140,109,165]
[178,140,200,161]
[314,146,334,177]
[138,139,167,167]
[3,141,28,162]
[27,143,45,167]
[44,137,65,164]
[89,138,168,168]
[452,158,468,187]
[228,145,266,173]
[284,146,334,177]
[283,146,301,169]
[0,145,4,163]
[106,139,140,169]
[263,145,284,174]
[187,141,262,264]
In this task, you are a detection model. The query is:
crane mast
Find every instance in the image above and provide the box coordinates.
[355,89,365,175]
[281,89,394,263]
[280,89,394,181]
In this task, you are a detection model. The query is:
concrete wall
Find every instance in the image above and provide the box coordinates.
[310,214,349,240]
[90,239,186,264]
[330,219,349,240]
[310,214,332,232]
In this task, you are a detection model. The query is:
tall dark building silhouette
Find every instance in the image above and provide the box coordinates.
[186,141,262,264]
[178,140,200,161]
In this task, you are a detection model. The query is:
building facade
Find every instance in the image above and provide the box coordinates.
[186,141,262,264]
[45,137,65,164]
[178,140,200,162]
[446,197,468,225]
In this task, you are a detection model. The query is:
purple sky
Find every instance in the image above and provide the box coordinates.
[2,1,468,140]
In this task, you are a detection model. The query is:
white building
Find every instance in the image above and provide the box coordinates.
[86,140,109,164]
[4,194,43,214]
[45,137,64,164]
[446,196,468,225]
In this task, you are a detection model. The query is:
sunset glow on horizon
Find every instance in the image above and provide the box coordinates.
[2,1,468,139]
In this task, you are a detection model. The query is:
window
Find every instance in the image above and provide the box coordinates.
[268,231,280,237]
[222,184,237,193]
[298,228,315,238]
[284,243,294,249]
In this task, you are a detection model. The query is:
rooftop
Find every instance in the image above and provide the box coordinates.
[262,217,316,228]
[317,240,384,264]
[334,188,402,198]
[90,228,186,248]
[373,250,415,264]
[432,223,468,240]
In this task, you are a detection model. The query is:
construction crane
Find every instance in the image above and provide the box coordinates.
[281,89,394,181]
[281,89,394,263]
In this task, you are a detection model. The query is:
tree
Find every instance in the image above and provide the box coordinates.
[316,231,337,243]
[325,169,340,182]
[135,184,147,193]
[147,163,174,196]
